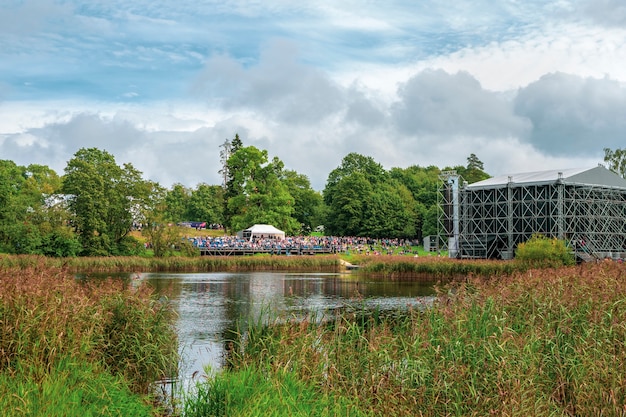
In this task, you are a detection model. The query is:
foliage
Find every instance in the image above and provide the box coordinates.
[222,134,245,232]
[515,233,575,267]
[445,153,490,184]
[324,154,420,238]
[226,145,300,234]
[187,183,224,225]
[0,160,75,256]
[61,148,156,256]
[604,147,626,178]
[0,261,178,415]
[194,262,626,416]
[38,228,82,257]
[282,169,325,234]
[0,359,154,417]
[164,183,191,223]
[184,366,367,417]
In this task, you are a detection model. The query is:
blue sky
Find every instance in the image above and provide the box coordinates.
[2,0,626,190]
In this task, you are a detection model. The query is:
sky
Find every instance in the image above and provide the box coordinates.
[2,0,626,191]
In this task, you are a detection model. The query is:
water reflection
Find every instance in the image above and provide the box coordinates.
[140,271,436,381]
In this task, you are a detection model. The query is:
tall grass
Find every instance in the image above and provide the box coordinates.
[0,359,154,417]
[0,261,179,414]
[355,255,523,279]
[188,262,626,416]
[0,254,342,273]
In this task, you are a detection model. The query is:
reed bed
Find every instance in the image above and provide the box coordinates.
[354,255,524,279]
[189,262,626,416]
[0,254,342,273]
[0,261,178,415]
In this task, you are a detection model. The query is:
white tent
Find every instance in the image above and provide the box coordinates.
[237,224,285,241]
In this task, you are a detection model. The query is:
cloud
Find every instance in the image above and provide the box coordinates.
[581,0,626,27]
[390,69,530,138]
[344,86,386,127]
[193,39,345,124]
[514,72,626,155]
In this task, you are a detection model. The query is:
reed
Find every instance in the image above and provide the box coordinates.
[355,255,523,279]
[189,262,626,416]
[0,254,342,273]
[0,260,178,413]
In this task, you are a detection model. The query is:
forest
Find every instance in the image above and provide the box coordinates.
[15,135,626,258]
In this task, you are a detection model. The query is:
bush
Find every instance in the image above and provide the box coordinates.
[515,233,575,267]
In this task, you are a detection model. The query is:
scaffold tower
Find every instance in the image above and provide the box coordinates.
[438,165,626,260]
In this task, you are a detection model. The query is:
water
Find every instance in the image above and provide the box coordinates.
[141,271,437,382]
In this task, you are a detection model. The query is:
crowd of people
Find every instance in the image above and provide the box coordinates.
[186,234,421,255]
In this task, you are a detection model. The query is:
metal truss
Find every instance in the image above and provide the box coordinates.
[439,178,626,259]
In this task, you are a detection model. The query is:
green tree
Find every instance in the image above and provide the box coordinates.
[604,147,626,178]
[324,154,422,238]
[325,171,371,236]
[450,154,490,184]
[324,153,386,206]
[222,134,244,232]
[226,146,299,234]
[24,164,81,256]
[282,170,325,234]
[61,148,152,256]
[466,153,484,170]
[389,165,441,239]
[362,181,416,238]
[0,160,42,253]
[164,183,191,223]
[187,183,224,225]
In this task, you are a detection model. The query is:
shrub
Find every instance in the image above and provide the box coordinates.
[515,233,575,267]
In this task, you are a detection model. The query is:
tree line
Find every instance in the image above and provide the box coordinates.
[7,134,618,258]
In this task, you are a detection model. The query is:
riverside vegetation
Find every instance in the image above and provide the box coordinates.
[185,261,626,416]
[4,235,609,416]
[0,262,178,416]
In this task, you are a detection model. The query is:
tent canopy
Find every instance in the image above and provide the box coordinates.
[237,224,285,241]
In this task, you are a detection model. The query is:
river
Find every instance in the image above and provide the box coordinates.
[139,271,437,383]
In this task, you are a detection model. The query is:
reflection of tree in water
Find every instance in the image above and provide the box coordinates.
[220,275,252,368]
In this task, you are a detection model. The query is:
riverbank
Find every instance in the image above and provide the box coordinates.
[0,253,528,279]
[184,261,626,416]
[0,261,178,416]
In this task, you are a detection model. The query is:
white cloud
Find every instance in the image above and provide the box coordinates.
[514,72,626,155]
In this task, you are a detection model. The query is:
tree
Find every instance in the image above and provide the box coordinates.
[187,183,224,225]
[450,154,490,184]
[324,153,386,206]
[164,183,191,223]
[361,181,417,238]
[226,146,299,234]
[389,165,441,239]
[282,170,325,234]
[466,153,484,171]
[325,172,371,236]
[61,148,152,256]
[0,160,42,253]
[222,134,244,232]
[604,147,626,178]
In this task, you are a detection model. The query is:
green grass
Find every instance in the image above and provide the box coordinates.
[183,366,369,417]
[184,262,626,416]
[0,261,179,414]
[0,359,155,417]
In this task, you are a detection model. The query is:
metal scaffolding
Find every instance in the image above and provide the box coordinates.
[438,167,626,260]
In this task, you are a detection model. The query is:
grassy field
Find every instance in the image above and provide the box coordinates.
[184,261,626,416]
